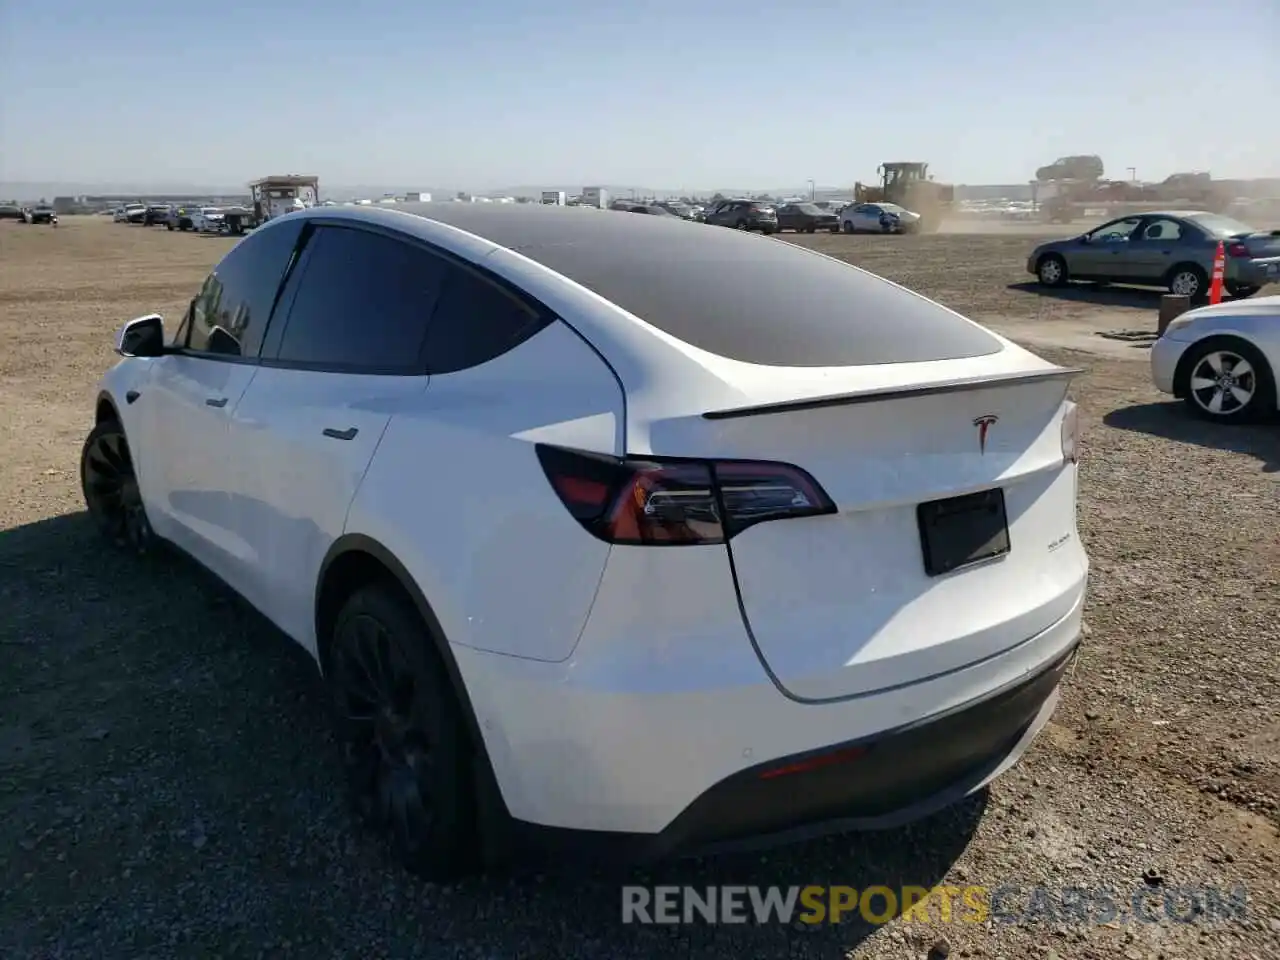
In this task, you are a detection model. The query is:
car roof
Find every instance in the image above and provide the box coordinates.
[287,203,1002,367]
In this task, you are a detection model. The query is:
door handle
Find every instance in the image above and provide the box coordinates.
[205,397,228,408]
[322,427,358,441]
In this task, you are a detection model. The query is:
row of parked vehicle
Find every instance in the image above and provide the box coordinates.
[609,197,926,236]
[111,202,235,234]
[0,202,58,225]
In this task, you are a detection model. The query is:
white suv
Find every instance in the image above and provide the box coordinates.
[84,204,1088,878]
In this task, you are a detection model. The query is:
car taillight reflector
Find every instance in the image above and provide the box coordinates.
[758,745,867,780]
[1060,401,1080,464]
[1226,242,1250,258]
[535,444,836,545]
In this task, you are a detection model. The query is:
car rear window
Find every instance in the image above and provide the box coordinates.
[399,204,1004,368]
[586,239,1001,367]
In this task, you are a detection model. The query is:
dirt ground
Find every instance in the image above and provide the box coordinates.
[1,217,1278,960]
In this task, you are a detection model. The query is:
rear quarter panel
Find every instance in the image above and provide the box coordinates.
[344,320,624,662]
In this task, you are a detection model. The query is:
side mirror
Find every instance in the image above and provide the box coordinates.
[115,314,166,358]
[1078,234,1091,244]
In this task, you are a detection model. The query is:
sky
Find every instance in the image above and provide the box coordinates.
[2,0,1277,191]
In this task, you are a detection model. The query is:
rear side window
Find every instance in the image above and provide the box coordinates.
[271,225,448,372]
[421,263,549,375]
[187,217,303,358]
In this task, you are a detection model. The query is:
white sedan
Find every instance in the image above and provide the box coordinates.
[841,201,923,234]
[191,207,226,233]
[1150,294,1280,422]
[82,203,1087,879]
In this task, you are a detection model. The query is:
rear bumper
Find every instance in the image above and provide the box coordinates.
[506,641,1074,863]
[454,540,1086,849]
[1232,257,1280,286]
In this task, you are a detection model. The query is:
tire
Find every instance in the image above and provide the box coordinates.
[761,227,776,236]
[327,583,478,880]
[80,420,154,552]
[842,221,855,234]
[829,225,840,234]
[1036,254,1068,287]
[805,225,816,234]
[735,219,747,230]
[1166,263,1208,302]
[166,223,174,231]
[1226,284,1260,299]
[1177,336,1275,424]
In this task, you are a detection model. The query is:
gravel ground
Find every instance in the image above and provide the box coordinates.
[1,218,1278,959]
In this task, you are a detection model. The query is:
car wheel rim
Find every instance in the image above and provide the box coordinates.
[333,615,436,857]
[1040,260,1062,283]
[82,430,150,550]
[1189,350,1255,415]
[1171,272,1200,297]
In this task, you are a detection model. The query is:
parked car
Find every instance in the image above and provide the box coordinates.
[1028,211,1280,301]
[166,206,199,231]
[85,203,1087,879]
[776,202,840,234]
[841,202,922,234]
[703,199,778,234]
[653,201,697,220]
[23,205,57,225]
[1150,294,1280,423]
[192,207,228,233]
[0,203,24,221]
[620,203,680,217]
[143,204,172,226]
[120,204,147,224]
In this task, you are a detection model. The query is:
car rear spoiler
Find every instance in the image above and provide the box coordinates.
[701,366,1083,421]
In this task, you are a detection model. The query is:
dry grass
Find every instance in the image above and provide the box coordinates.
[1,216,1278,959]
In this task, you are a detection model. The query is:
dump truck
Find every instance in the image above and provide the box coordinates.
[222,175,321,235]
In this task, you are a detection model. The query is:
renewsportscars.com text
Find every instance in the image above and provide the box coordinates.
[621,884,1250,926]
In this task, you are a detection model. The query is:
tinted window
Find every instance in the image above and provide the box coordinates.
[187,218,303,358]
[421,262,549,375]
[273,225,446,372]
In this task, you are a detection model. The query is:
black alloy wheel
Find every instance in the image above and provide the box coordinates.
[328,585,476,879]
[80,420,152,552]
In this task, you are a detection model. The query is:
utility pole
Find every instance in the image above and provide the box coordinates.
[807,179,815,200]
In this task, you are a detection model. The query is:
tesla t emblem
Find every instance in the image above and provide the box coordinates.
[973,414,998,454]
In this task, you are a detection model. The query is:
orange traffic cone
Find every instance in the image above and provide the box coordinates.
[1208,240,1225,304]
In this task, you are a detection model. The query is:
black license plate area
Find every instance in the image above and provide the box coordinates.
[917,489,1010,577]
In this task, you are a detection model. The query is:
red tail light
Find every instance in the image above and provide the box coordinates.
[535,444,836,545]
[1226,242,1250,258]
[758,745,867,780]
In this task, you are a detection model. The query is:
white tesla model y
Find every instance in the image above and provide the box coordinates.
[82,203,1088,878]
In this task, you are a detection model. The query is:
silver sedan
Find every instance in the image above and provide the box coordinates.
[1150,294,1280,421]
